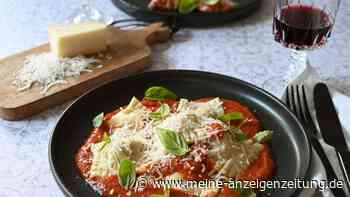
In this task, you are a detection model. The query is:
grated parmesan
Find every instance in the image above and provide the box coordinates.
[12,52,102,94]
[89,97,265,190]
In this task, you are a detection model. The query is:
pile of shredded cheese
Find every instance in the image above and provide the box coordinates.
[89,97,264,184]
[12,52,102,94]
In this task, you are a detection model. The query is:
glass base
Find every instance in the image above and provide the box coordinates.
[65,1,114,24]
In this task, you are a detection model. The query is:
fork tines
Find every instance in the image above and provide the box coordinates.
[286,85,317,137]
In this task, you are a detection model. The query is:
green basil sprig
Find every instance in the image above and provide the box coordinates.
[235,184,257,197]
[118,159,136,189]
[179,0,222,14]
[236,131,248,141]
[218,112,244,122]
[156,128,189,156]
[150,104,171,121]
[145,86,177,101]
[228,126,248,142]
[99,132,111,151]
[93,112,104,128]
[202,0,220,5]
[253,130,273,143]
[179,0,200,14]
[237,188,257,197]
[152,188,170,197]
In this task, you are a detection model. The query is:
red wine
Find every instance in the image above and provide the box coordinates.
[273,5,333,50]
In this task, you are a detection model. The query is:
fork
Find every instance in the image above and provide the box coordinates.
[285,85,346,197]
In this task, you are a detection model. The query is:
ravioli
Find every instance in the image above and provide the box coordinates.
[76,93,275,197]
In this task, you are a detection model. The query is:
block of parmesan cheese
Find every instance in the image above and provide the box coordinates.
[48,21,107,57]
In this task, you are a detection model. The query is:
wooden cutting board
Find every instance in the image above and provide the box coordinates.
[0,23,171,120]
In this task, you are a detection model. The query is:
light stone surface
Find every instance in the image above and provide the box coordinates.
[0,0,349,196]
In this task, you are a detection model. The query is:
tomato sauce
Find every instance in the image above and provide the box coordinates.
[75,97,275,197]
[142,98,179,112]
[238,144,275,181]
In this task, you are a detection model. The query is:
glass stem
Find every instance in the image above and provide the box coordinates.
[286,50,310,81]
[291,50,307,66]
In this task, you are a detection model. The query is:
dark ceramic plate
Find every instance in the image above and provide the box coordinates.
[110,0,261,27]
[49,70,311,197]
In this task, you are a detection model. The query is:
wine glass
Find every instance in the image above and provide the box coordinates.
[273,0,341,80]
[66,0,114,24]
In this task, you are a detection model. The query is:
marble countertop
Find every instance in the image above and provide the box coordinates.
[0,0,349,196]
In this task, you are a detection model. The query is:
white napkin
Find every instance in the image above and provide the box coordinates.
[284,63,350,197]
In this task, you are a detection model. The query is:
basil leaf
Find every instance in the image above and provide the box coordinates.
[235,185,257,197]
[93,112,104,128]
[229,126,248,142]
[152,188,170,197]
[202,0,219,5]
[118,159,136,189]
[150,104,171,121]
[253,130,273,143]
[100,132,111,151]
[156,128,189,156]
[236,131,248,141]
[179,0,200,14]
[218,112,244,122]
[145,86,177,101]
[240,190,257,197]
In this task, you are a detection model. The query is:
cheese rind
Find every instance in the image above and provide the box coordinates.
[48,21,107,57]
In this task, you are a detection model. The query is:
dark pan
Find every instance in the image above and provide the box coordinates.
[49,70,311,197]
[110,0,262,27]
